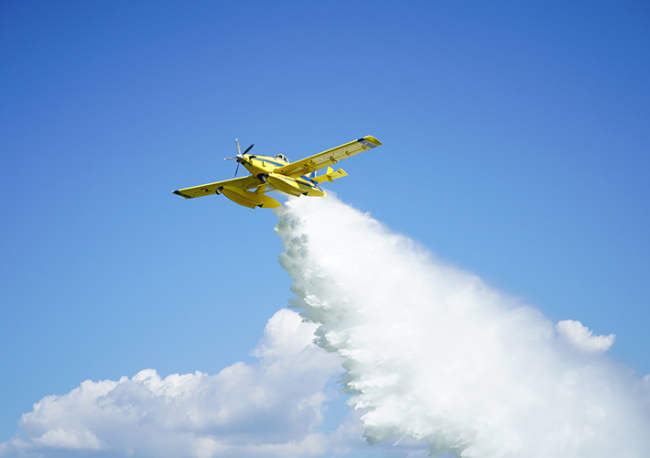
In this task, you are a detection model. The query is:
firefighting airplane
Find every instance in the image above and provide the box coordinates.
[172,136,382,208]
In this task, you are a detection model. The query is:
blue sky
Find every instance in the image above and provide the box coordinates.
[1,0,649,454]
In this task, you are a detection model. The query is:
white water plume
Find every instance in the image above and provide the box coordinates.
[275,195,650,458]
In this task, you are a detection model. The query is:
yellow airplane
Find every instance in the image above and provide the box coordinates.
[172,136,382,208]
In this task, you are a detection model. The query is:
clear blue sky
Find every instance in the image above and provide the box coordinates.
[1,0,649,452]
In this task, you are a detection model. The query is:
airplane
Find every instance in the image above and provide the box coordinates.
[172,136,382,209]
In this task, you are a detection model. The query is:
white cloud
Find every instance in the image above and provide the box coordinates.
[275,195,650,458]
[556,319,615,352]
[0,309,343,458]
[32,428,105,450]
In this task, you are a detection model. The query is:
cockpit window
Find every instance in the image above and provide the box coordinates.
[275,154,289,163]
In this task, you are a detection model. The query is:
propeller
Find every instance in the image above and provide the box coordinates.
[224,138,254,177]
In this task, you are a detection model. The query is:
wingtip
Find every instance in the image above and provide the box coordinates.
[360,136,382,147]
[173,190,191,199]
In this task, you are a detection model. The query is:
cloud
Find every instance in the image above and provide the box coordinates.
[556,319,615,352]
[275,195,650,458]
[32,428,104,450]
[0,310,343,458]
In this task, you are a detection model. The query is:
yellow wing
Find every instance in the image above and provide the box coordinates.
[274,136,382,178]
[172,175,260,199]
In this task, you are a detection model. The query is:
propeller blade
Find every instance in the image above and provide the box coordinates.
[228,139,250,176]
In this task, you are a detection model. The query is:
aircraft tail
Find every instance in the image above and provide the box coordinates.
[313,167,347,184]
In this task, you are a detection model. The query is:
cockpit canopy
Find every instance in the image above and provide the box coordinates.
[275,154,289,163]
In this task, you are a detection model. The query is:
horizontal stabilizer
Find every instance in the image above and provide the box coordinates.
[313,167,348,184]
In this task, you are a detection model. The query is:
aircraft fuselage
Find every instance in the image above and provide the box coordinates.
[239,154,325,197]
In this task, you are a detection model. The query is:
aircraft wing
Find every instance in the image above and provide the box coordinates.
[274,136,382,178]
[173,175,260,199]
